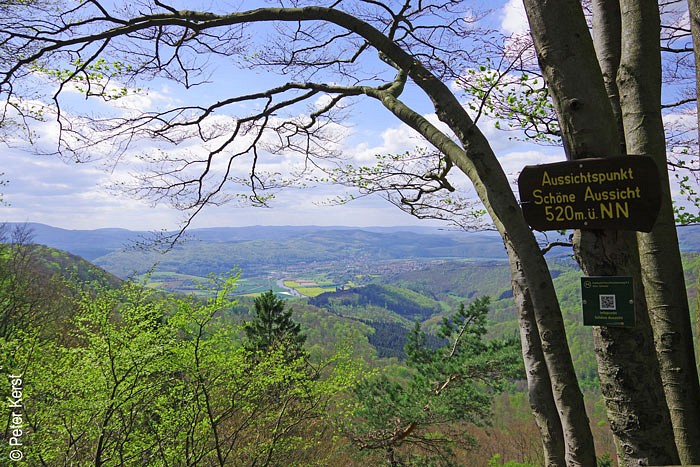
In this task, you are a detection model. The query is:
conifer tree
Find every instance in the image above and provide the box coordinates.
[344,297,522,465]
[244,290,306,358]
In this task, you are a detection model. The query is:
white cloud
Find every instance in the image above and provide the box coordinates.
[1,109,434,230]
[499,149,561,178]
[2,149,175,229]
[0,109,558,231]
[0,41,558,232]
[372,125,425,154]
[501,0,529,35]
[110,87,178,114]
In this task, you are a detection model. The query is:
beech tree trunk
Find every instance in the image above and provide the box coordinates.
[521,0,680,464]
[687,0,700,144]
[590,0,626,156]
[573,230,679,466]
[617,1,700,463]
[508,253,566,466]
[446,125,597,466]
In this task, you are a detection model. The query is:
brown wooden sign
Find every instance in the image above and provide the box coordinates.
[518,156,661,232]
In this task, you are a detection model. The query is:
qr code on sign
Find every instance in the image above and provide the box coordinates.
[599,294,616,310]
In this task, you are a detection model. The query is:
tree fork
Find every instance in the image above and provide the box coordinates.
[522,0,680,463]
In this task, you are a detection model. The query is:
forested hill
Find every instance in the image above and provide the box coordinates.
[14,222,700,265]
[16,223,509,275]
[25,245,122,288]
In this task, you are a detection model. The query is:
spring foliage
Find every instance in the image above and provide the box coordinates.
[0,274,360,465]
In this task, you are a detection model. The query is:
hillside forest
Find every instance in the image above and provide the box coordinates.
[2,223,700,465]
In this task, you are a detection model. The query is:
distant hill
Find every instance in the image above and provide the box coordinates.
[377,260,516,302]
[13,223,143,261]
[11,222,700,290]
[9,223,511,277]
[24,244,123,289]
[677,225,700,251]
[14,222,700,262]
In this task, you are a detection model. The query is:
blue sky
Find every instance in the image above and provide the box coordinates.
[0,0,634,231]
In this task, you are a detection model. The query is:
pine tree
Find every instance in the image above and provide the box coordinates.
[244,290,306,358]
[344,297,523,464]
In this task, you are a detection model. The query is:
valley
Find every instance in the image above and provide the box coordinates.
[15,222,700,383]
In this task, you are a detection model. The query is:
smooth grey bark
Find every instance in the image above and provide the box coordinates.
[618,0,700,463]
[521,0,680,464]
[593,1,700,460]
[445,121,596,467]
[573,230,679,466]
[509,256,566,467]
[688,0,700,144]
[590,0,626,156]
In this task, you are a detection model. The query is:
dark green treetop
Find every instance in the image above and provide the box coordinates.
[244,290,306,358]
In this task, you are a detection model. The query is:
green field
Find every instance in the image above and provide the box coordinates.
[283,279,337,297]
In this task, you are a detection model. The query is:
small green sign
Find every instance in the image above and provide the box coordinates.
[581,276,635,327]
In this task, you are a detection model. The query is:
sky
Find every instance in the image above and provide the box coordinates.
[0,0,636,231]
